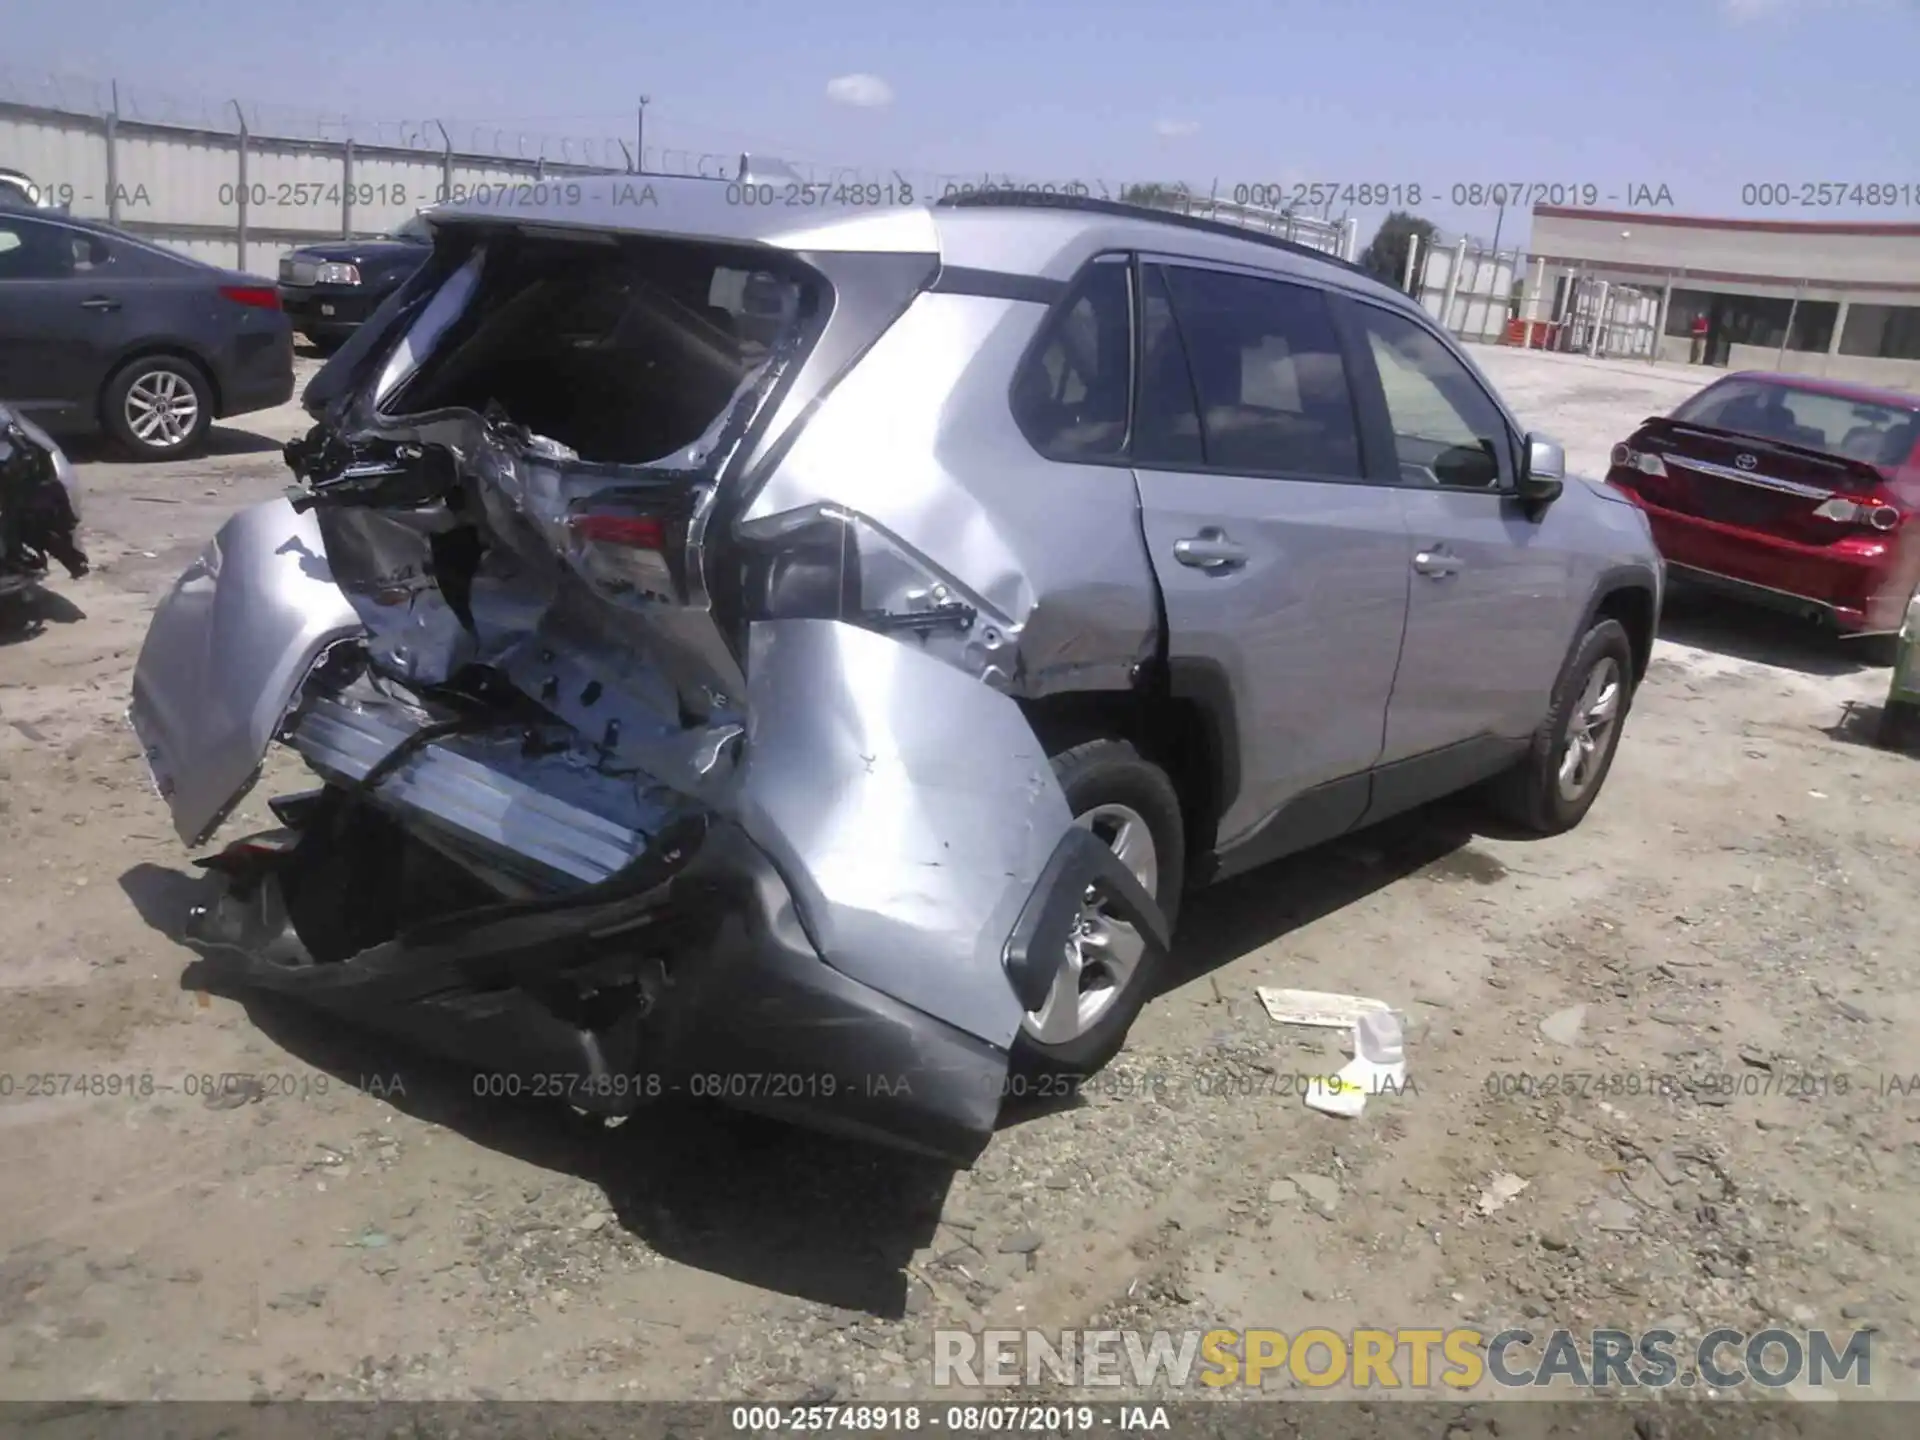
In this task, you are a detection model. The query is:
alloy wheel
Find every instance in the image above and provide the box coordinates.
[1022,802,1158,1046]
[124,369,201,450]
[1556,656,1622,803]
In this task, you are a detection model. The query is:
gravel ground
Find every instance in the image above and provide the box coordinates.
[2,345,1917,1405]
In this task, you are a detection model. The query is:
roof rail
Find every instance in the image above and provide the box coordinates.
[934,189,1375,279]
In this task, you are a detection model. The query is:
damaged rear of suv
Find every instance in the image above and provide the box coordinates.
[129,179,1661,1164]
[127,178,1168,1164]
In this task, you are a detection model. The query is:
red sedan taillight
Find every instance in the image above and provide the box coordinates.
[1811,496,1903,532]
[219,285,282,310]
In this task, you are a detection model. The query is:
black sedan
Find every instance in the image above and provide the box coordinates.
[0,210,294,460]
[277,214,432,350]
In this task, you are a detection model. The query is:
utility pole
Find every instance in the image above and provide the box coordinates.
[636,95,650,174]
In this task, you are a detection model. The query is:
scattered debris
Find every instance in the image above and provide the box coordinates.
[1539,1004,1588,1047]
[1305,1008,1409,1118]
[1476,1173,1530,1216]
[1588,1196,1639,1232]
[204,1075,264,1110]
[1288,1173,1341,1216]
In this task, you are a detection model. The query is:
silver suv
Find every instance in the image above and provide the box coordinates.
[129,182,1662,1163]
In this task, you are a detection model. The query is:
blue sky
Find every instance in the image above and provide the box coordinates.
[5,0,1917,245]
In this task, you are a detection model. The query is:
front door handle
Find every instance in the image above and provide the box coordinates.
[80,296,121,312]
[1173,529,1249,572]
[1413,548,1463,577]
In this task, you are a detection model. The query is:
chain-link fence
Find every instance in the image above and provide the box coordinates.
[0,68,1366,275]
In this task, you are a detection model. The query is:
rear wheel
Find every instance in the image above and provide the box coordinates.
[1009,738,1184,1082]
[1485,619,1635,835]
[103,356,213,459]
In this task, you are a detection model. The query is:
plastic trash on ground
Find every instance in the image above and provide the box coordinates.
[1259,990,1408,1119]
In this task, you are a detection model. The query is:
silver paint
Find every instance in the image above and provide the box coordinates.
[743,290,1160,697]
[127,498,365,846]
[735,618,1073,1047]
[290,688,678,889]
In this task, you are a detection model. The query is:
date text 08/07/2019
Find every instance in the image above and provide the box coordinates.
[728,1404,1171,1433]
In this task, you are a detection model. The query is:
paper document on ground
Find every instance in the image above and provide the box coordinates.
[1257,987,1393,1029]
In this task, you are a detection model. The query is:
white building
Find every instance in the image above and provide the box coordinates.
[1527,206,1920,391]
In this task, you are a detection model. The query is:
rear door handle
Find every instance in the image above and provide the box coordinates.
[80,296,121,312]
[1173,529,1249,572]
[1413,548,1463,577]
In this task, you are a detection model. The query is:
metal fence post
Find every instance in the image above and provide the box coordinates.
[435,121,453,204]
[342,138,354,237]
[105,81,121,225]
[1440,236,1467,334]
[1775,279,1805,371]
[1654,274,1673,365]
[230,99,249,271]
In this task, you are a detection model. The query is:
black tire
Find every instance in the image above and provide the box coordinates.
[1880,698,1920,751]
[1008,738,1185,1083]
[1485,619,1636,836]
[102,355,214,460]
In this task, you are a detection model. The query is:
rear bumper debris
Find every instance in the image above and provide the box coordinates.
[185,817,1014,1164]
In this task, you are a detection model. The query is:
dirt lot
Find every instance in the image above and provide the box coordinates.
[3,346,1918,1404]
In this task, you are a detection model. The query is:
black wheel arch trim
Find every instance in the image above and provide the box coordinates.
[1575,563,1663,681]
[1162,654,1242,833]
[1001,823,1171,1015]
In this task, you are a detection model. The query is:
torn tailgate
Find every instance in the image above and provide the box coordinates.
[128,498,364,847]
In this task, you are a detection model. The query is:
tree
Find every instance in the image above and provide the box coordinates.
[1360,210,1436,291]
[1120,181,1192,211]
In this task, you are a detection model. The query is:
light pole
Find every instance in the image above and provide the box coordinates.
[636,95,650,175]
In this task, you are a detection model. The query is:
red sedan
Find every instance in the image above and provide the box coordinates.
[1607,372,1920,638]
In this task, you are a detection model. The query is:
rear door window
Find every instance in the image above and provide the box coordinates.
[1152,263,1364,480]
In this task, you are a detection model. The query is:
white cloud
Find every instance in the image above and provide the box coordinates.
[1155,118,1201,138]
[826,73,894,108]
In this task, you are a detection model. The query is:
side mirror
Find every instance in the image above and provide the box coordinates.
[1518,433,1566,506]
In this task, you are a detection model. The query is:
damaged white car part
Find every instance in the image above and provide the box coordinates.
[126,191,1170,1164]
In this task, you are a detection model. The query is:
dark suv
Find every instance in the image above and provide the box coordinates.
[277,215,433,351]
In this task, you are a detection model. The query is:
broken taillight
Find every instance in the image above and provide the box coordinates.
[737,506,1012,681]
[570,514,667,550]
[567,508,679,603]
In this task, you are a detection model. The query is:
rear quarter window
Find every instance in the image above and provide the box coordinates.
[1010,259,1133,463]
